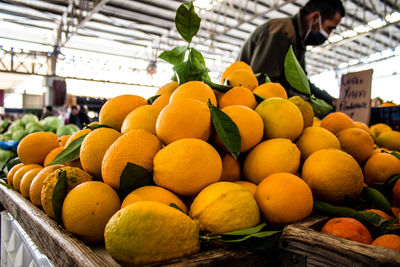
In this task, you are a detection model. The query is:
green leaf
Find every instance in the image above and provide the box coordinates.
[220,230,280,243]
[0,180,13,189]
[84,123,112,130]
[390,151,400,160]
[169,203,184,213]
[375,218,398,238]
[379,174,400,202]
[254,93,266,104]
[52,170,68,226]
[175,2,201,44]
[5,157,20,173]
[284,45,311,95]
[309,96,333,117]
[208,100,241,159]
[159,46,187,65]
[118,162,154,199]
[314,200,385,227]
[171,73,178,82]
[361,187,393,215]
[222,223,266,236]
[173,59,206,85]
[49,134,89,165]
[147,95,160,105]
[254,73,271,84]
[202,78,232,93]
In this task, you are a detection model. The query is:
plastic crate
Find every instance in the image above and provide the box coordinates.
[1,211,53,267]
[370,106,400,130]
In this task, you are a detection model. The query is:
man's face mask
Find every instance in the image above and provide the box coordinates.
[304,16,328,46]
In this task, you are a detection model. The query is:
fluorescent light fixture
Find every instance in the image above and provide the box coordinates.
[338,62,348,68]
[353,25,371,33]
[386,12,400,23]
[328,34,343,42]
[368,18,387,29]
[348,59,359,66]
[341,30,357,38]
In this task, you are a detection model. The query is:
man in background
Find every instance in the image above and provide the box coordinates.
[41,105,55,119]
[68,105,90,129]
[239,0,345,106]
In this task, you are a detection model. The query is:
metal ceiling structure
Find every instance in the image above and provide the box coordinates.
[0,0,399,85]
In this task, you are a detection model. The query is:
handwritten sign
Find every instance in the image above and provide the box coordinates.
[337,69,373,124]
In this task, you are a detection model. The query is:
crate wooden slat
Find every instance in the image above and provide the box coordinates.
[279,216,400,267]
[0,185,272,266]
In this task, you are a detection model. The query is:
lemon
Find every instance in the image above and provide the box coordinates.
[189,182,260,234]
[104,201,199,265]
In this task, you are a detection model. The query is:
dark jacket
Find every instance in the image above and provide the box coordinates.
[69,111,90,129]
[239,13,335,105]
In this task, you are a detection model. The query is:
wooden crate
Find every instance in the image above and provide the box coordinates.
[278,216,400,267]
[0,185,274,266]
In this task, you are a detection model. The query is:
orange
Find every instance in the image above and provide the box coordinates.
[169,81,217,106]
[218,86,257,109]
[321,217,372,244]
[17,132,59,165]
[225,69,258,90]
[336,128,374,164]
[220,61,253,84]
[288,96,314,129]
[156,81,178,95]
[370,123,392,138]
[44,146,64,166]
[313,117,321,127]
[219,153,241,182]
[80,128,121,179]
[6,163,24,186]
[253,82,288,99]
[393,178,400,207]
[13,164,42,192]
[62,181,121,243]
[41,167,93,218]
[371,234,400,252]
[296,126,341,161]
[156,99,211,145]
[102,129,162,190]
[255,173,313,226]
[99,94,147,131]
[320,112,355,135]
[353,121,371,134]
[154,138,222,196]
[152,92,172,110]
[121,186,188,213]
[234,181,257,196]
[255,98,303,141]
[363,153,400,186]
[64,129,91,147]
[376,130,400,151]
[302,149,364,203]
[243,138,301,184]
[364,209,392,220]
[215,105,264,152]
[20,168,42,198]
[121,105,162,135]
[29,165,64,207]
[58,135,70,146]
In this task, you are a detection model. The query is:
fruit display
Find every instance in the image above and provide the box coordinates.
[1,2,400,266]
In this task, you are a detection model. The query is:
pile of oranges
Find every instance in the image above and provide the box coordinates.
[4,61,400,264]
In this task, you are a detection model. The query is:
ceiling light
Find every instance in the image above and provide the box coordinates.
[386,11,400,23]
[353,25,371,33]
[328,34,343,42]
[341,30,357,38]
[348,59,359,66]
[338,62,348,68]
[368,18,387,29]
